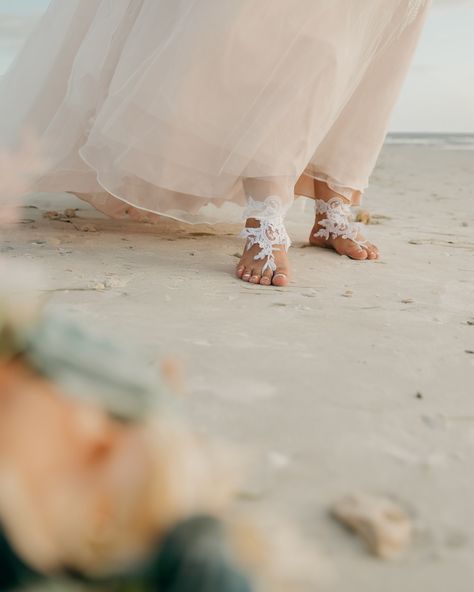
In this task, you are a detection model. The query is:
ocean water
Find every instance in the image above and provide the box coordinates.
[386,132,474,150]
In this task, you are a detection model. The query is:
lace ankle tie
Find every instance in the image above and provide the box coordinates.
[314,196,368,248]
[240,196,291,273]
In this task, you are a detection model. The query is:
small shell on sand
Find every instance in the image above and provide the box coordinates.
[355,209,372,225]
[331,494,412,559]
[79,224,97,232]
[43,210,60,220]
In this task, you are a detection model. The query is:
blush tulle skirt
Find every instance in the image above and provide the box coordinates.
[0,0,429,223]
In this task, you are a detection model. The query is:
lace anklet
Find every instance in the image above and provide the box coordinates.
[240,196,291,273]
[314,196,368,248]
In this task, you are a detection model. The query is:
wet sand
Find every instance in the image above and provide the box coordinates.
[2,144,474,591]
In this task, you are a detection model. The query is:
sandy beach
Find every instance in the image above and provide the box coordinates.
[2,142,474,591]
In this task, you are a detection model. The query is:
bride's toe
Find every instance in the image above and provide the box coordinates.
[241,268,252,281]
[260,269,273,285]
[272,268,289,287]
[342,241,368,260]
[366,243,379,259]
[249,271,261,284]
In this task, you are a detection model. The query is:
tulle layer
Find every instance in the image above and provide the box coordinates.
[0,0,430,223]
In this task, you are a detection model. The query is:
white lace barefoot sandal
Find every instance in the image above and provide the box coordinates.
[239,195,291,274]
[313,196,369,250]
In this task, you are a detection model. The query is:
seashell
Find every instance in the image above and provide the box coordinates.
[331,493,412,559]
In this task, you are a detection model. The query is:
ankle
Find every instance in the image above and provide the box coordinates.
[245,217,262,229]
[315,193,351,206]
[313,180,355,205]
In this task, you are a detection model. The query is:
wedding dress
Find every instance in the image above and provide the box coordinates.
[0,1,430,268]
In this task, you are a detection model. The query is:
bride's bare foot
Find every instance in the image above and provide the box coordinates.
[309,196,379,260]
[236,218,290,287]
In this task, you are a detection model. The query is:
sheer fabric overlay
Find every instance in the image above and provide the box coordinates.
[0,0,430,224]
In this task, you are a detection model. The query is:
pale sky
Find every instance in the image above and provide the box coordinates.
[0,0,473,132]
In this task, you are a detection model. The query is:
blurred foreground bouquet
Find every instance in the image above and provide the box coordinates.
[0,277,255,592]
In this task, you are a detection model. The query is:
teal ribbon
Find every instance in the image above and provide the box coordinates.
[1,310,170,423]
